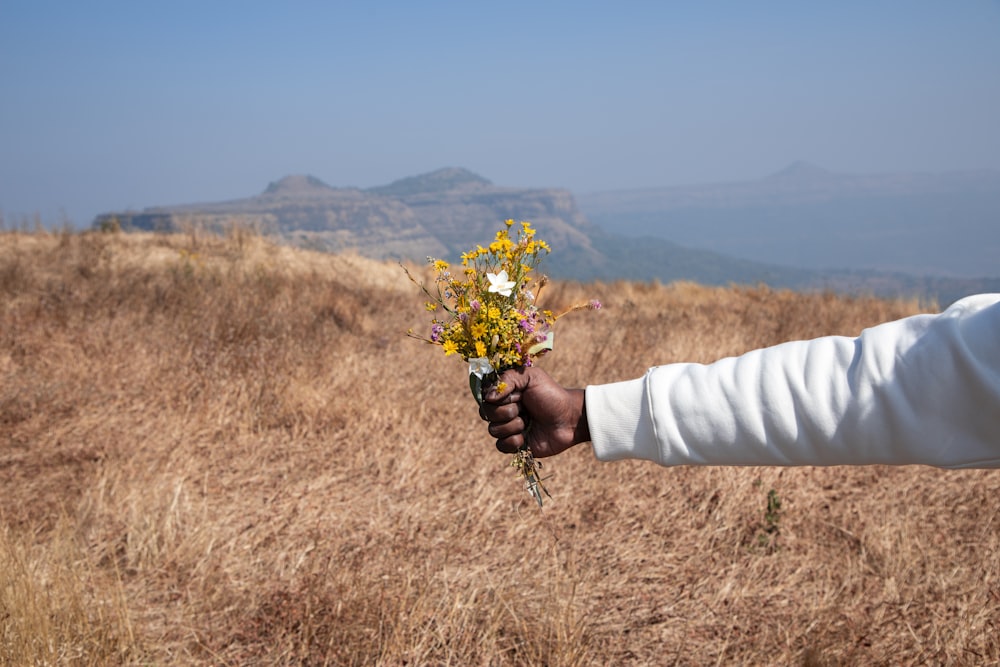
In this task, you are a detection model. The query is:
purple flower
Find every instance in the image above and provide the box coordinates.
[589,300,602,310]
[430,323,444,342]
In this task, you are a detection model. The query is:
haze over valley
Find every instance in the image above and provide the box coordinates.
[576,161,1000,280]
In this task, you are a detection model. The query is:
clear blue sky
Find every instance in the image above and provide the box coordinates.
[2,1,999,226]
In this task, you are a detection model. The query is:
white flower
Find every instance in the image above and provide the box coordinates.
[469,357,494,379]
[486,270,516,297]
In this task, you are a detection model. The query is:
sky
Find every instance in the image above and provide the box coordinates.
[2,1,999,227]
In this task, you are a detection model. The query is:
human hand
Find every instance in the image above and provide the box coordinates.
[479,366,590,458]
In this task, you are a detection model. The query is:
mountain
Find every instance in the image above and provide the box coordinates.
[576,163,1000,279]
[93,167,1000,306]
[93,167,819,286]
[94,168,605,270]
[367,167,492,196]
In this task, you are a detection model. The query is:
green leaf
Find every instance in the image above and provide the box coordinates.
[527,331,554,356]
[470,373,484,405]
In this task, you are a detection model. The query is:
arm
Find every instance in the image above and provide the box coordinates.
[587,294,1000,468]
[484,294,1000,469]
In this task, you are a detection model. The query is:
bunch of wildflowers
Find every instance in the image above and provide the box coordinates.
[405,219,601,506]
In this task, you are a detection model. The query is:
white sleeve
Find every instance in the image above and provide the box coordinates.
[586,294,1000,468]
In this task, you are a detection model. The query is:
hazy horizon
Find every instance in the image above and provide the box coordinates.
[2,1,999,227]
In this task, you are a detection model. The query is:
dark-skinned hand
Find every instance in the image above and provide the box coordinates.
[478,366,590,458]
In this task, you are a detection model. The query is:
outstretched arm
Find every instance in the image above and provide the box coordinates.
[480,294,1000,469]
[587,294,1000,468]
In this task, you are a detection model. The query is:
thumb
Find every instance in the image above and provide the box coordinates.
[484,367,530,404]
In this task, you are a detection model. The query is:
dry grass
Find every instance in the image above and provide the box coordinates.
[1,227,998,665]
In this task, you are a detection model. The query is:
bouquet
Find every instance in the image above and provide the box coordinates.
[405,219,600,507]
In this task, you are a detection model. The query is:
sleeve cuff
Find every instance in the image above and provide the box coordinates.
[586,375,662,464]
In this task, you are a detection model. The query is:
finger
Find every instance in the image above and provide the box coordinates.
[495,433,525,454]
[488,415,526,440]
[484,402,520,424]
[485,370,526,402]
[480,401,518,420]
[483,392,521,410]
[484,388,522,406]
[483,383,511,403]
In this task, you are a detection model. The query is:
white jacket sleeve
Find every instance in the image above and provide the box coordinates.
[586,294,1000,468]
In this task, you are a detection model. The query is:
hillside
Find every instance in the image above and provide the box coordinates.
[3,230,998,664]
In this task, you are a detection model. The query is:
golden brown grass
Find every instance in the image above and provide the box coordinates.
[1,227,998,665]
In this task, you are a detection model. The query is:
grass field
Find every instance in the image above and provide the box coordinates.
[1,228,998,665]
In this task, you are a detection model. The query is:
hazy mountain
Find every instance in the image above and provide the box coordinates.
[94,167,1000,306]
[576,162,1000,279]
[95,168,604,269]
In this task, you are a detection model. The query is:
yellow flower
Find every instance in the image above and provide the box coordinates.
[433,259,449,272]
[425,302,438,311]
[442,340,459,356]
[487,306,501,320]
[475,340,487,357]
[471,322,487,338]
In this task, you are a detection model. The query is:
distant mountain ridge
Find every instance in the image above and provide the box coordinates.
[576,162,1000,279]
[263,174,337,196]
[582,162,1000,208]
[368,167,493,196]
[94,166,1000,306]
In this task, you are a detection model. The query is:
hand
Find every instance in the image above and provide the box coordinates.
[479,366,590,458]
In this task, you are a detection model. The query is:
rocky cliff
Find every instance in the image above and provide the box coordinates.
[94,168,604,268]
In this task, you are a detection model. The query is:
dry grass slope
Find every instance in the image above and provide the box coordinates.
[1,228,997,665]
